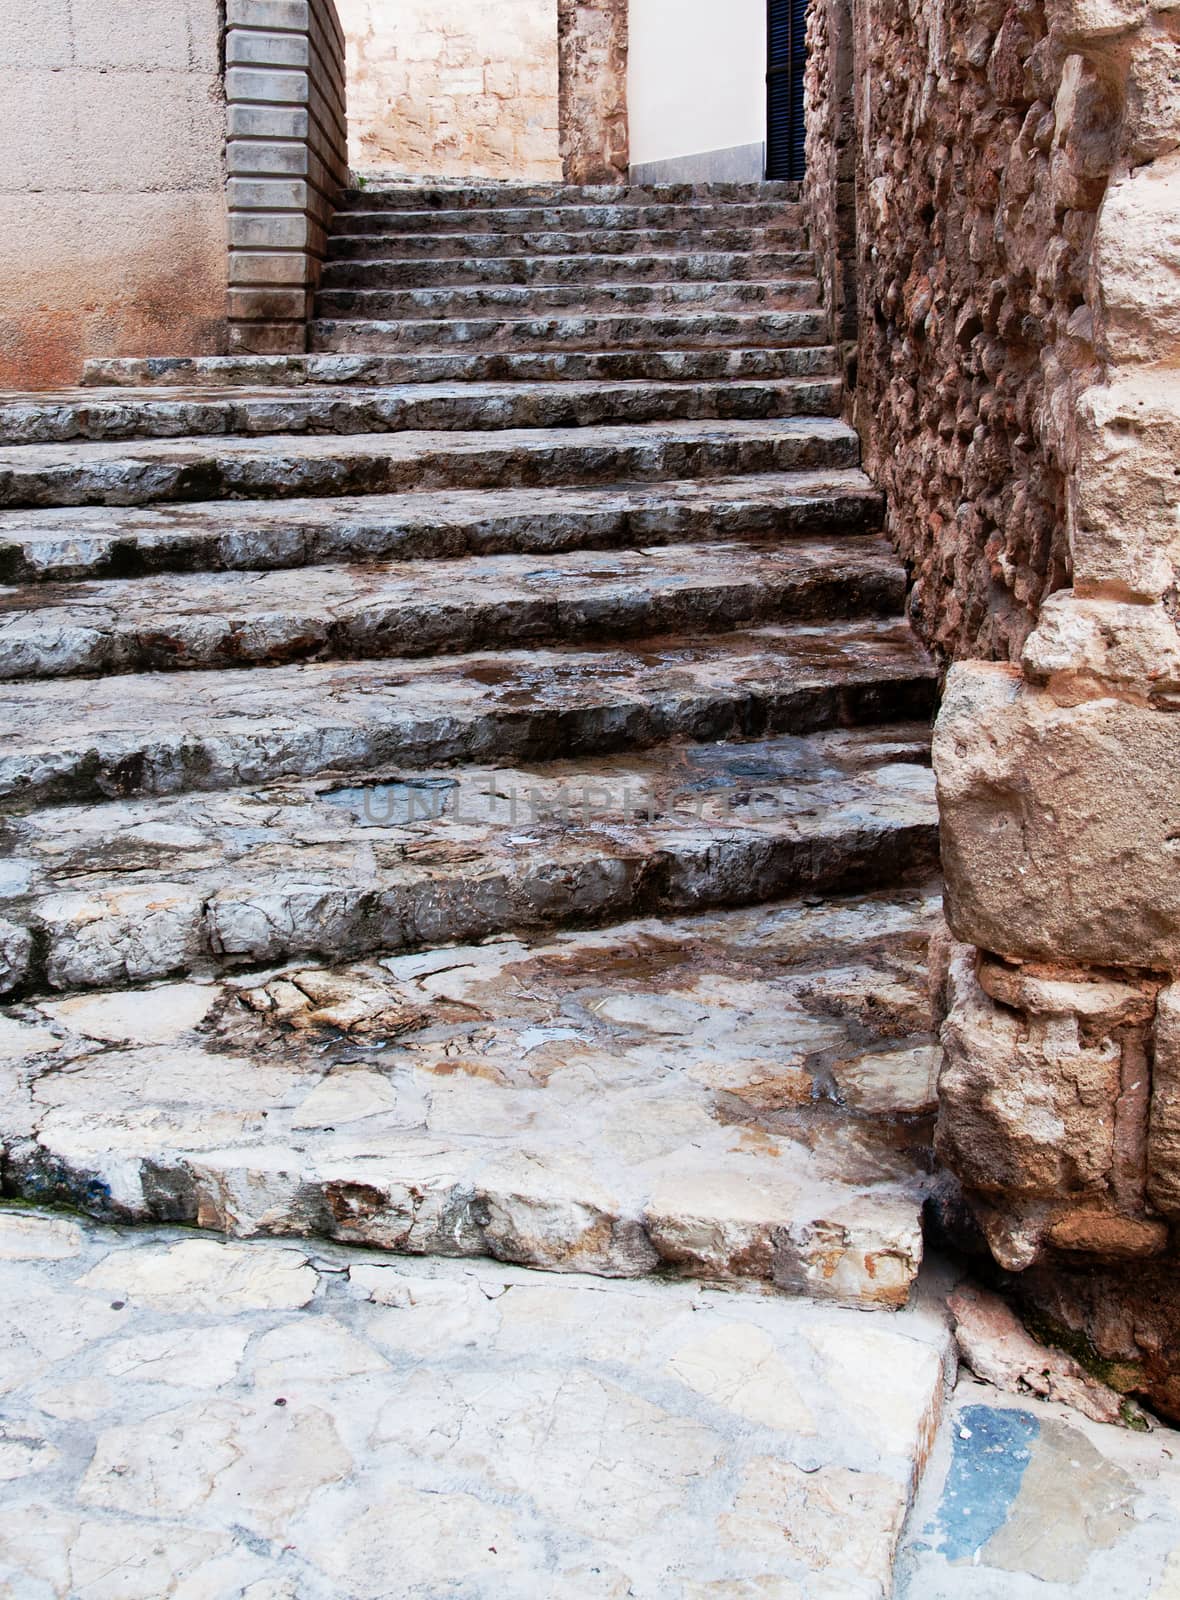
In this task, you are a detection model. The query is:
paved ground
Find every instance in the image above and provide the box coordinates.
[1,1205,1178,1599]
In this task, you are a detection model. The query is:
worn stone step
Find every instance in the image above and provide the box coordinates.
[0,471,885,584]
[0,377,843,450]
[0,537,903,680]
[318,250,817,290]
[0,619,937,810]
[315,279,822,321]
[310,311,830,355]
[0,418,862,511]
[327,227,810,262]
[80,346,839,390]
[335,202,806,236]
[0,724,937,993]
[0,883,943,1307]
[0,1211,951,1597]
[335,179,804,208]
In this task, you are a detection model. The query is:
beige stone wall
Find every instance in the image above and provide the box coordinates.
[558,0,628,183]
[335,0,562,181]
[0,0,228,390]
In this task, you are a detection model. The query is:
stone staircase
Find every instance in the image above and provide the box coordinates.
[0,182,942,1313]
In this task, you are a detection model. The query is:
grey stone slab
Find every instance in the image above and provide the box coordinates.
[310,311,830,356]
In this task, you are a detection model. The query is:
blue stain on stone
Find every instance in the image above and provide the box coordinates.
[932,1405,1039,1562]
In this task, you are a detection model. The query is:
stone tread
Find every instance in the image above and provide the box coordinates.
[317,251,819,289]
[314,279,822,318]
[327,229,811,261]
[0,1211,951,1600]
[0,418,861,510]
[337,179,805,206]
[310,310,830,354]
[0,376,843,449]
[0,619,938,808]
[0,471,885,583]
[0,537,905,679]
[80,346,840,389]
[0,885,944,1305]
[332,202,807,234]
[0,724,938,992]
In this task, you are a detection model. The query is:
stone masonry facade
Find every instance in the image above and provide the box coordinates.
[558,0,630,183]
[802,0,1180,1418]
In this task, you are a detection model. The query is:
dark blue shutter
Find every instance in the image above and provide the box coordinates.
[766,0,808,181]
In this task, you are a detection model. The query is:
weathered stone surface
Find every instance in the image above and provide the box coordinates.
[1021,592,1180,704]
[0,619,936,808]
[0,1210,955,1597]
[1,888,942,1302]
[935,661,1180,967]
[0,726,937,991]
[0,470,881,583]
[558,0,629,182]
[1093,151,1180,367]
[1147,982,1180,1214]
[0,536,902,679]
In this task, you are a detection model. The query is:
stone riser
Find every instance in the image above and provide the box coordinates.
[0,541,902,681]
[0,419,861,511]
[310,311,830,355]
[319,251,817,289]
[336,203,807,235]
[315,280,822,320]
[78,347,840,390]
[334,181,804,209]
[326,228,809,261]
[0,623,937,808]
[0,473,885,584]
[0,378,842,450]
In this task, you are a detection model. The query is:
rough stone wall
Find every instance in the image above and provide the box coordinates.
[0,0,228,390]
[334,0,562,181]
[804,0,858,370]
[848,0,1126,664]
[225,0,349,355]
[558,0,629,182]
[911,0,1180,1421]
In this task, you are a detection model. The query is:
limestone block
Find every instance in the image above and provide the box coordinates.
[1123,22,1180,164]
[1044,0,1150,39]
[937,949,1122,1200]
[228,0,312,27]
[1095,151,1180,367]
[227,28,311,69]
[1148,982,1180,1214]
[936,660,1180,967]
[0,0,73,67]
[1021,592,1180,703]
[1071,376,1180,602]
[71,0,219,71]
[66,71,226,193]
[0,918,32,996]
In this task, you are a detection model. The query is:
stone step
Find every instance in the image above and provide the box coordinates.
[0,619,937,810]
[0,418,862,511]
[0,1210,951,1598]
[80,346,839,390]
[334,202,807,236]
[310,311,830,355]
[0,471,884,583]
[0,537,903,680]
[326,227,810,261]
[335,179,804,208]
[0,724,937,993]
[315,279,822,320]
[1,882,943,1307]
[0,376,843,450]
[318,249,817,289]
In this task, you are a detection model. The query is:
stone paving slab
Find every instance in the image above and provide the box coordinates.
[336,181,802,207]
[0,417,858,510]
[0,1209,953,1599]
[896,1381,1180,1598]
[0,537,902,679]
[325,227,811,261]
[334,201,805,233]
[317,252,818,290]
[1,887,943,1298]
[0,619,936,808]
[0,377,842,450]
[0,725,937,991]
[314,278,821,319]
[0,471,882,583]
[310,311,829,355]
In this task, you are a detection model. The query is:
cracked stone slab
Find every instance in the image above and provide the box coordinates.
[335,200,805,234]
[310,310,830,355]
[0,376,842,449]
[314,278,821,320]
[1,886,943,1301]
[326,225,810,261]
[0,618,937,808]
[316,251,819,290]
[0,724,937,991]
[0,1210,953,1598]
[0,471,883,584]
[0,537,903,679]
[334,180,802,207]
[0,417,859,511]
